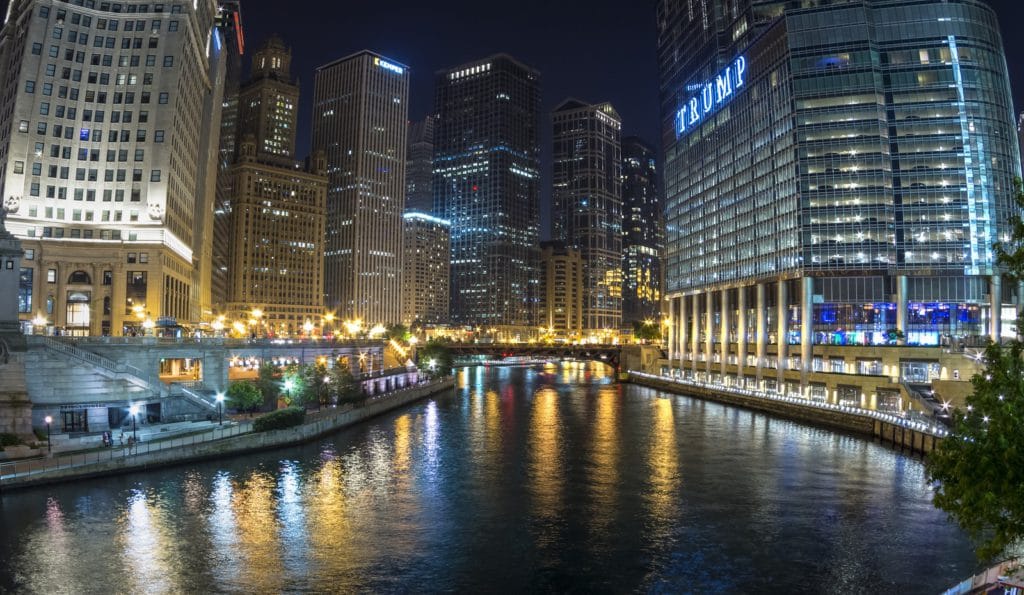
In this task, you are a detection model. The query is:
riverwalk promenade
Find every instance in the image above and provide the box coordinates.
[0,376,455,491]
[627,371,947,455]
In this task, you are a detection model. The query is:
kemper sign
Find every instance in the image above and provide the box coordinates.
[374,56,404,75]
[675,56,747,137]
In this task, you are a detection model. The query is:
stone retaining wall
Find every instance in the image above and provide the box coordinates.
[629,374,940,455]
[0,378,455,490]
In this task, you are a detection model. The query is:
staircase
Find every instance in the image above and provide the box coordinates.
[40,337,167,397]
[173,383,219,410]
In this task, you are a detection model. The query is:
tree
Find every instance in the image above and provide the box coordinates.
[226,381,262,413]
[386,323,410,342]
[417,339,453,378]
[926,178,1024,561]
[280,364,305,407]
[301,361,331,410]
[632,319,661,343]
[330,360,363,405]
[255,362,279,409]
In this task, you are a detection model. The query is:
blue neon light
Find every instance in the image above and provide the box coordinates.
[675,55,747,138]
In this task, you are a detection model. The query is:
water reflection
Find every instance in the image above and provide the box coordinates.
[0,363,977,593]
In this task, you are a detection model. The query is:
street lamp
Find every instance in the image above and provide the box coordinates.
[142,318,155,336]
[323,312,335,339]
[215,392,224,425]
[32,314,48,335]
[44,415,52,452]
[303,319,314,338]
[128,404,139,443]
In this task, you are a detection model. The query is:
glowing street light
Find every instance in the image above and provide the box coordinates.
[142,318,155,335]
[128,404,140,443]
[303,320,315,337]
[215,392,224,425]
[44,415,52,452]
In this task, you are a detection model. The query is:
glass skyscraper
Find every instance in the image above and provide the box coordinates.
[621,136,663,326]
[658,0,1021,407]
[433,54,541,331]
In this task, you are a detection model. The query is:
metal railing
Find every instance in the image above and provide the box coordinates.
[0,422,250,485]
[630,371,949,438]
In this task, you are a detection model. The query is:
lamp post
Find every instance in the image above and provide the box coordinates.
[215,392,224,425]
[44,415,52,452]
[303,319,314,339]
[32,314,48,335]
[323,312,335,339]
[129,404,139,443]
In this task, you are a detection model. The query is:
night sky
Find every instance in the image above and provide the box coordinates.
[236,0,1024,238]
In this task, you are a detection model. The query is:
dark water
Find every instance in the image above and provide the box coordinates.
[0,363,977,593]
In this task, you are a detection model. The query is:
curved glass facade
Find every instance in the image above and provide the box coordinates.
[657,0,1021,405]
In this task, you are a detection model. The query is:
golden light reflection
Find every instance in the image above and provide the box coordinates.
[394,414,411,474]
[529,387,563,522]
[647,398,680,527]
[30,498,75,590]
[589,386,620,532]
[232,473,284,592]
[119,490,176,594]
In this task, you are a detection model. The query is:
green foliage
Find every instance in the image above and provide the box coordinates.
[386,324,410,342]
[0,433,21,449]
[280,365,305,407]
[299,361,331,409]
[252,407,306,432]
[632,320,661,342]
[926,177,1024,561]
[417,339,453,377]
[256,363,279,405]
[330,360,364,404]
[226,381,262,412]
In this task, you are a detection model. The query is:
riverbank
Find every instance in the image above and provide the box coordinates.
[0,377,454,491]
[627,372,944,455]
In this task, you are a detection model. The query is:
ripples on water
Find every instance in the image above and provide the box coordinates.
[0,363,977,593]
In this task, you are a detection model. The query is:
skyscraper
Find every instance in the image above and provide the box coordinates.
[225,36,326,336]
[552,99,622,337]
[402,211,449,327]
[434,55,541,331]
[405,116,434,214]
[210,0,244,313]
[313,51,409,326]
[621,136,662,326]
[658,0,1021,407]
[539,240,583,338]
[0,0,225,335]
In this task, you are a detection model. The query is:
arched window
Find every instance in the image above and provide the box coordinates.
[68,270,91,284]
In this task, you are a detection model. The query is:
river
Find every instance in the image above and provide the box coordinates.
[0,362,977,593]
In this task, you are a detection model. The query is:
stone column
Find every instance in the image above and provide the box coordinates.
[111,263,127,336]
[720,287,730,380]
[89,263,102,337]
[737,286,747,382]
[776,280,788,387]
[704,290,714,376]
[896,274,908,341]
[990,275,1002,343]
[691,292,700,375]
[756,282,767,385]
[801,276,814,392]
[677,295,688,371]
[667,297,677,362]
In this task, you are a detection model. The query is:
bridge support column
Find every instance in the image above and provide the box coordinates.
[737,286,747,383]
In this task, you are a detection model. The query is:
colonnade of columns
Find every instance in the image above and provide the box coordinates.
[663,275,1008,388]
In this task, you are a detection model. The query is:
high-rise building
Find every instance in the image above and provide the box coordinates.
[210,0,244,313]
[0,0,226,335]
[314,51,408,326]
[401,211,449,327]
[621,136,662,326]
[225,36,326,336]
[406,116,434,214]
[552,99,622,335]
[236,34,296,161]
[658,0,1021,407]
[539,240,583,338]
[434,55,541,331]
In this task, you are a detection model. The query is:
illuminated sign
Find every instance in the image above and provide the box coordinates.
[675,55,747,137]
[374,56,404,75]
